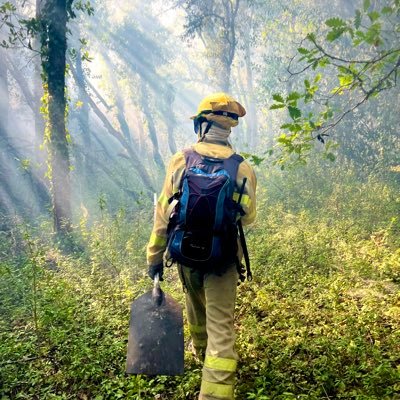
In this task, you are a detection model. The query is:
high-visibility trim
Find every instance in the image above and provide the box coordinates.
[204,355,237,372]
[158,192,169,209]
[189,323,207,334]
[149,232,167,248]
[233,192,251,207]
[201,381,234,399]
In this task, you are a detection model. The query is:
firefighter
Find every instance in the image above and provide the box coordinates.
[147,92,257,400]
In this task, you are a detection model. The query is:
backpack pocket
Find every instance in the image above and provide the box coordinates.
[168,227,218,266]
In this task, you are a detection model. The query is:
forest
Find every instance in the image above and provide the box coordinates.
[0,0,399,398]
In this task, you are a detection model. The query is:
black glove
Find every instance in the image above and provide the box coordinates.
[148,263,164,281]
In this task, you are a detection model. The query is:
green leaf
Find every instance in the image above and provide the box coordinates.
[250,155,265,166]
[306,32,316,42]
[314,73,322,83]
[240,152,251,159]
[365,22,382,45]
[18,158,31,171]
[327,28,346,42]
[280,123,301,133]
[270,104,285,110]
[297,47,309,55]
[325,17,346,28]
[318,58,330,68]
[82,50,93,62]
[381,7,393,14]
[272,93,285,103]
[288,106,301,120]
[277,133,286,141]
[339,74,353,87]
[363,0,371,12]
[290,124,302,132]
[326,153,336,162]
[307,85,318,96]
[354,10,362,28]
[368,11,380,22]
[277,133,290,145]
[0,2,16,12]
[287,92,301,101]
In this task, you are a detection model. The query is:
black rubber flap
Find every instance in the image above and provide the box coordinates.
[125,289,184,375]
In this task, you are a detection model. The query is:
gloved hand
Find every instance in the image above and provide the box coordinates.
[148,263,164,281]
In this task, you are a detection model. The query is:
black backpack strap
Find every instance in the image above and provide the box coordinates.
[223,153,244,184]
[235,176,252,281]
[238,220,252,281]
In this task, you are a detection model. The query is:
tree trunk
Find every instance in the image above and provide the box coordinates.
[34,0,45,153]
[217,61,231,93]
[78,147,139,201]
[69,62,155,193]
[160,84,177,155]
[102,52,133,145]
[166,116,177,155]
[0,48,9,143]
[7,55,36,110]
[75,46,91,148]
[140,80,164,170]
[43,0,71,233]
[220,0,239,93]
[0,47,11,216]
[244,39,258,149]
[230,71,246,149]
[2,50,51,219]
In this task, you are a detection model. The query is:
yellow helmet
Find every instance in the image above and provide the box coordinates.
[191,92,246,130]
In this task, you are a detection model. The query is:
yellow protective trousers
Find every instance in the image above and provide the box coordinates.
[179,264,239,400]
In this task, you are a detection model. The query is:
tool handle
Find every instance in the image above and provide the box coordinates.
[237,177,247,206]
[154,272,160,287]
[152,273,163,306]
[151,194,163,306]
[235,177,247,219]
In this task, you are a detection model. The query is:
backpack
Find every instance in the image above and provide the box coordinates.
[166,148,246,274]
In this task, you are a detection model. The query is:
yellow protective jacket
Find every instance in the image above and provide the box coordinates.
[146,141,257,267]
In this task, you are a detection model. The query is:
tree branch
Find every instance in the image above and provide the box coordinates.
[315,57,400,137]
[311,38,400,65]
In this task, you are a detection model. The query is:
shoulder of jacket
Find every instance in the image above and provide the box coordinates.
[193,142,234,158]
[238,159,257,181]
[242,158,255,169]
[166,151,186,173]
[170,150,186,163]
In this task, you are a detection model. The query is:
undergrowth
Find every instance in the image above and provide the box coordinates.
[0,166,399,399]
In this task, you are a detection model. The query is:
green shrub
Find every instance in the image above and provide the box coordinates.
[0,165,399,399]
